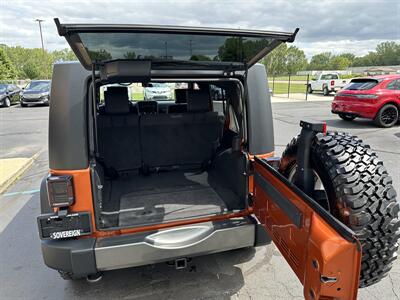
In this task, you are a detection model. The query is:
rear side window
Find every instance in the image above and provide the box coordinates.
[344,79,379,91]
[320,74,338,80]
[386,79,400,90]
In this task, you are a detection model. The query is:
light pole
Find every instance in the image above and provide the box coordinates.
[35,19,45,52]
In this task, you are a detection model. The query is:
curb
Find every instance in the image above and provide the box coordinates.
[0,151,42,195]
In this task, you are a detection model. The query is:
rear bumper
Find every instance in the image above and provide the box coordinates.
[21,96,49,105]
[331,100,377,119]
[144,94,169,100]
[41,217,264,276]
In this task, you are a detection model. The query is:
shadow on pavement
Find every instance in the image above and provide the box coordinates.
[326,118,382,129]
[15,104,49,109]
[66,248,255,300]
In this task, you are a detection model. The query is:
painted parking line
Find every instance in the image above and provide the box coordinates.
[0,151,43,234]
[0,188,41,234]
[0,151,42,194]
[2,189,40,197]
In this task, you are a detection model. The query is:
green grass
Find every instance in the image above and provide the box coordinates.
[269,82,307,94]
[272,75,311,81]
[131,92,144,101]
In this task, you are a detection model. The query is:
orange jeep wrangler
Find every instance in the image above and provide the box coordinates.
[37,18,399,300]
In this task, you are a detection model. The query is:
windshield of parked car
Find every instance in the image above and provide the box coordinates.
[0,84,7,93]
[344,79,380,90]
[146,83,168,88]
[26,81,50,92]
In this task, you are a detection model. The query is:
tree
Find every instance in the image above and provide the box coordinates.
[337,53,356,64]
[351,42,400,67]
[375,41,400,65]
[123,51,137,59]
[3,46,53,79]
[52,49,76,62]
[285,46,307,74]
[330,56,351,70]
[308,52,332,70]
[0,47,17,80]
[261,44,306,75]
[352,52,379,67]
[261,43,287,75]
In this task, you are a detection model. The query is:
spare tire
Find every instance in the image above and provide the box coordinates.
[279,131,400,287]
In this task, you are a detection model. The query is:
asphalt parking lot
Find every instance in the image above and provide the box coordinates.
[0,101,399,300]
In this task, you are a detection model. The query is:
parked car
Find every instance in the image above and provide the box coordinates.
[332,74,400,127]
[0,84,22,107]
[307,73,348,96]
[143,82,171,100]
[21,80,51,106]
[36,19,399,299]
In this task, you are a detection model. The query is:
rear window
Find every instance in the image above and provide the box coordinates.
[79,32,273,64]
[99,82,181,102]
[321,74,338,80]
[344,79,380,91]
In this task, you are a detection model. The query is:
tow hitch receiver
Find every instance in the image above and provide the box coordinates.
[175,258,188,270]
[294,120,326,197]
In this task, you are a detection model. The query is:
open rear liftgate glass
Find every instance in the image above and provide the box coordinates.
[253,157,361,300]
[54,18,299,71]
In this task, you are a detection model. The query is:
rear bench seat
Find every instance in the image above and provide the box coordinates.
[141,89,224,168]
[97,87,141,174]
[97,87,224,174]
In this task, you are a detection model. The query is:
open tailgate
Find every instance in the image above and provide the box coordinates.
[253,157,361,300]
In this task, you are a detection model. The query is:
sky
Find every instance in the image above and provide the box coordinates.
[1,0,399,58]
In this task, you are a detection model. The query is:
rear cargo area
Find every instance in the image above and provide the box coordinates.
[93,85,247,229]
[100,167,243,228]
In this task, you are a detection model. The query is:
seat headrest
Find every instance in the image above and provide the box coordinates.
[104,86,130,114]
[187,89,210,112]
[174,89,188,104]
[137,100,158,115]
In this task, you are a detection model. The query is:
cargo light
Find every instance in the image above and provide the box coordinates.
[47,175,75,208]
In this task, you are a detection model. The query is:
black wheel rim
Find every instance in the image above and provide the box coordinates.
[381,107,398,125]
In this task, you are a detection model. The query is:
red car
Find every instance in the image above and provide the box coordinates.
[332,74,400,127]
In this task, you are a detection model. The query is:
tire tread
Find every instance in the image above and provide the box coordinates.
[280,131,399,287]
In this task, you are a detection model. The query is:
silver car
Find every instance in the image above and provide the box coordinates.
[144,82,171,100]
[21,80,51,107]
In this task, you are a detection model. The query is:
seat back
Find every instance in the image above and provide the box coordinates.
[97,87,141,173]
[140,88,224,168]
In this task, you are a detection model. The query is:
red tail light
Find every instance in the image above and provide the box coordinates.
[47,175,75,208]
[330,80,335,86]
